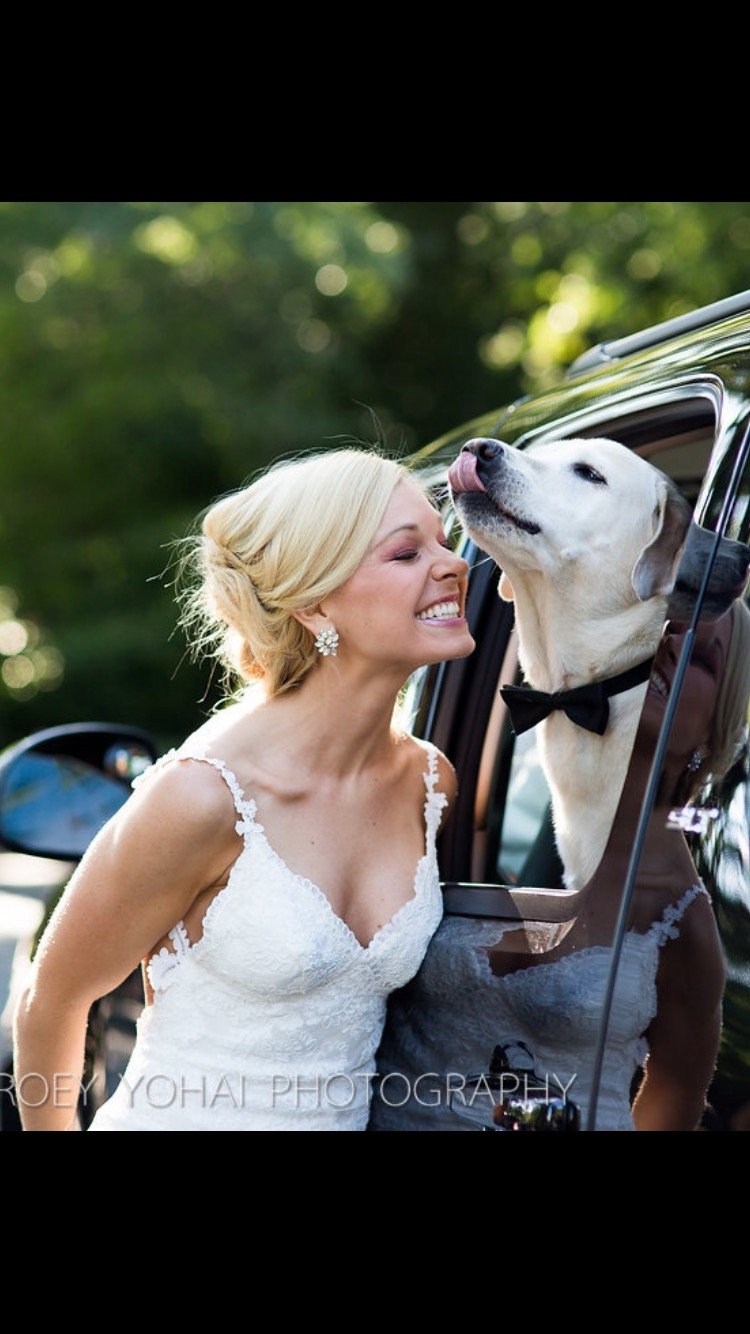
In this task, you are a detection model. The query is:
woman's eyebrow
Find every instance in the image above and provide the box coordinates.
[373,523,420,548]
[374,522,446,549]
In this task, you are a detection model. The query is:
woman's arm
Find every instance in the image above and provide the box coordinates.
[632,894,726,1131]
[13,760,240,1130]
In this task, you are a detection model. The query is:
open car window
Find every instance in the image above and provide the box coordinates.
[475,398,719,889]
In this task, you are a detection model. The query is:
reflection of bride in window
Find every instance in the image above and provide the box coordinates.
[609,600,750,1130]
[371,598,750,1132]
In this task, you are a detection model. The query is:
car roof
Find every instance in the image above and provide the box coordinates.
[566,287,750,376]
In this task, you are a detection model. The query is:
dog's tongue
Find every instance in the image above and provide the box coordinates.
[448,452,486,494]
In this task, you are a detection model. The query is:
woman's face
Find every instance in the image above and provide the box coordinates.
[322,481,475,673]
[643,611,733,798]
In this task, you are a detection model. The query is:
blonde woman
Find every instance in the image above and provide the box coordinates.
[14,449,474,1130]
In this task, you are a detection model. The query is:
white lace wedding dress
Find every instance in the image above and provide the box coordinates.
[88,740,446,1131]
[369,883,709,1132]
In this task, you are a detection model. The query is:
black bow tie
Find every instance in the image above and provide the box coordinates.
[500,657,655,737]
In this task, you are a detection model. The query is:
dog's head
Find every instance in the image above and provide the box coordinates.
[449,436,750,621]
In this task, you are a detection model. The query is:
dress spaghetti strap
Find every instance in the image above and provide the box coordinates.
[132,746,259,838]
[649,883,711,948]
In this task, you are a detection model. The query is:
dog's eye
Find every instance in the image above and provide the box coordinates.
[572,463,607,485]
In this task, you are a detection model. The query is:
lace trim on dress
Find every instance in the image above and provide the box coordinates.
[132,745,259,838]
[231,741,446,955]
[647,882,710,947]
[423,742,449,848]
[137,747,259,993]
[473,882,711,990]
[636,883,711,1071]
[146,921,191,993]
[144,739,446,988]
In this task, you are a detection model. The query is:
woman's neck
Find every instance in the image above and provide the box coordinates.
[250,665,409,780]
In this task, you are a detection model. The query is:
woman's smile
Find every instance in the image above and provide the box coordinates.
[415,598,466,626]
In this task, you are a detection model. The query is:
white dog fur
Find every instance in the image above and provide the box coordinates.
[451,436,729,891]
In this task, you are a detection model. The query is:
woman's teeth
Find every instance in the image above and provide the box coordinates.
[416,601,460,621]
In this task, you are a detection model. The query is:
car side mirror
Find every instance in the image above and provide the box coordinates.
[0,723,157,861]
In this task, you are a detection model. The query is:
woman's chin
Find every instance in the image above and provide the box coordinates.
[421,629,475,663]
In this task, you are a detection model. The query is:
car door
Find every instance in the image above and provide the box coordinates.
[370,383,750,1131]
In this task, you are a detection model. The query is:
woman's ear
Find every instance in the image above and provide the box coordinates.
[292,603,327,635]
[498,572,515,602]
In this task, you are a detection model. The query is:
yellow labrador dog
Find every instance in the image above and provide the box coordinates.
[449,436,750,891]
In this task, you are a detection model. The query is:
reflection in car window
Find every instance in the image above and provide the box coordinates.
[1,752,130,857]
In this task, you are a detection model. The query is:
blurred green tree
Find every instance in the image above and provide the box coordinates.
[1,200,749,748]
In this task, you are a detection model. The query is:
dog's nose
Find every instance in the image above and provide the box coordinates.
[462,438,505,463]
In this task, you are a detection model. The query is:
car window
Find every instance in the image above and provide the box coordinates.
[477,402,718,891]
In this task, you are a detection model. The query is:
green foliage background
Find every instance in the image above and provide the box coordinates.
[2,200,749,750]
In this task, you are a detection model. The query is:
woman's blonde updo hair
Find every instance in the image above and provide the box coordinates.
[179,448,417,698]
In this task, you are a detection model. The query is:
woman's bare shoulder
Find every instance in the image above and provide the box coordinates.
[657,888,725,1012]
[124,752,241,840]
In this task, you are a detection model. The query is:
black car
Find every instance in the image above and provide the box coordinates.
[3,290,750,1131]
[368,289,750,1132]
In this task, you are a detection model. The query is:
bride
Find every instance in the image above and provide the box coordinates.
[13,447,475,1130]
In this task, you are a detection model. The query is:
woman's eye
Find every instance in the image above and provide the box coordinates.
[392,550,419,561]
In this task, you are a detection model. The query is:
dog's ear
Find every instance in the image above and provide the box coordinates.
[498,571,515,602]
[631,476,693,602]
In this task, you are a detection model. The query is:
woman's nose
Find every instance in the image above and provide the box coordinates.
[438,548,469,578]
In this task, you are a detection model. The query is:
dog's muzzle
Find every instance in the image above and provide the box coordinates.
[448,438,506,494]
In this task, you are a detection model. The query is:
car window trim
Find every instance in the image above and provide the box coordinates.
[511,379,723,454]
